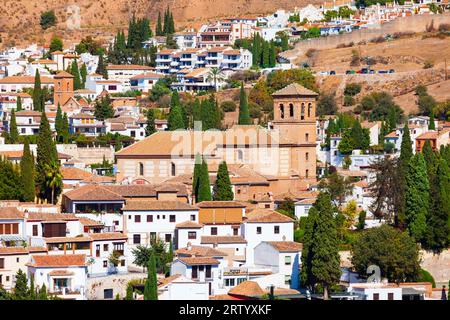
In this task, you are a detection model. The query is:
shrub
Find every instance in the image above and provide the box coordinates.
[384,142,395,154]
[249,102,262,119]
[40,11,57,30]
[220,100,237,112]
[417,269,436,288]
[344,95,355,106]
[305,48,317,58]
[423,60,434,69]
[344,83,362,96]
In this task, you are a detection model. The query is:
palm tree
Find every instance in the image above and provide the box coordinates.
[44,161,62,204]
[207,67,225,91]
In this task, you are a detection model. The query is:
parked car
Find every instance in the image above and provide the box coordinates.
[369,69,375,74]
[360,68,369,74]
[389,69,395,73]
[378,70,388,74]
[318,71,328,75]
[329,70,336,75]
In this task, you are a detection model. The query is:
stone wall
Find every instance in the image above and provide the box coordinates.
[85,272,146,300]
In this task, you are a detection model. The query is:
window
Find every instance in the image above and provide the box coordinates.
[120,260,125,267]
[388,292,394,300]
[32,225,38,236]
[147,215,153,222]
[301,103,305,120]
[171,162,176,176]
[285,256,292,265]
[188,231,196,240]
[135,215,141,223]
[373,293,379,300]
[233,227,239,236]
[190,215,196,221]
[211,227,218,235]
[16,257,19,263]
[305,133,309,142]
[305,169,309,178]
[274,226,280,234]
[279,104,284,119]
[103,289,113,299]
[133,234,141,244]
[289,103,294,117]
[0,258,4,269]
[237,149,243,161]
[284,275,291,285]
[42,223,66,238]
[205,265,212,278]
[308,103,312,117]
[165,234,172,242]
[224,278,235,287]
[96,244,101,257]
[103,244,109,251]
[169,215,176,223]
[21,128,26,134]
[256,227,262,234]
[192,266,198,279]
[305,152,309,161]
[103,261,108,268]
[139,162,144,176]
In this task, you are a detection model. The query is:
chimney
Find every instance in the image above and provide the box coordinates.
[187,242,192,251]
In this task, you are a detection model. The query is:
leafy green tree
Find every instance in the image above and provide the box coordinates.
[405,153,429,242]
[351,225,420,283]
[32,69,44,112]
[424,158,450,253]
[9,109,19,144]
[40,11,57,30]
[338,130,353,155]
[357,210,366,230]
[318,171,353,206]
[96,54,108,79]
[20,138,35,202]
[13,269,29,300]
[125,283,134,300]
[168,104,185,130]
[70,61,82,90]
[16,96,22,111]
[300,193,341,299]
[238,83,251,125]
[55,104,63,142]
[213,161,233,201]
[316,92,337,116]
[0,158,23,200]
[94,95,114,120]
[145,109,157,136]
[144,253,158,300]
[44,160,62,204]
[49,36,63,53]
[36,112,59,203]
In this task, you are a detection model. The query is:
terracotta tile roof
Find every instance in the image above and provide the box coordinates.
[196,201,246,208]
[78,217,104,227]
[15,110,42,117]
[0,246,47,255]
[0,207,25,219]
[416,131,438,140]
[354,180,369,188]
[209,294,239,300]
[295,198,316,205]
[157,274,181,288]
[385,131,399,138]
[27,212,78,221]
[245,208,294,223]
[175,221,203,228]
[176,245,227,257]
[228,281,265,297]
[266,241,302,252]
[106,184,188,198]
[81,175,115,184]
[201,236,247,244]
[0,76,54,84]
[130,72,164,80]
[88,232,128,241]
[69,113,95,119]
[61,167,93,180]
[45,236,92,243]
[122,200,196,211]
[178,257,220,266]
[28,254,86,267]
[48,270,75,276]
[272,83,318,97]
[63,184,124,201]
[54,71,74,78]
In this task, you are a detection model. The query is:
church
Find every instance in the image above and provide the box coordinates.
[115,83,318,198]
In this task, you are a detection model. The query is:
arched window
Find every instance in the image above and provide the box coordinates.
[289,103,294,117]
[279,104,284,119]
[305,133,309,142]
[171,162,176,176]
[305,169,309,178]
[301,103,305,120]
[237,149,244,161]
[308,103,312,118]
[139,162,144,176]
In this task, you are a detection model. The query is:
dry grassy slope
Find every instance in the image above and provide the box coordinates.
[0,0,322,47]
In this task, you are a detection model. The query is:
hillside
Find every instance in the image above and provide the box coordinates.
[0,0,321,47]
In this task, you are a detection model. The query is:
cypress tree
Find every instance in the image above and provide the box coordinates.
[9,109,19,144]
[13,269,28,300]
[145,109,157,136]
[307,192,341,299]
[156,12,163,36]
[424,158,450,253]
[398,123,413,226]
[55,103,63,142]
[213,161,233,201]
[192,154,202,201]
[269,41,276,68]
[96,54,108,79]
[144,253,158,300]
[32,69,43,111]
[20,138,35,202]
[80,63,87,89]
[61,112,69,143]
[405,153,429,242]
[70,60,82,90]
[94,95,114,120]
[350,120,365,150]
[163,7,169,35]
[197,158,212,202]
[29,275,36,300]
[0,158,23,200]
[192,98,202,128]
[169,12,175,34]
[16,95,22,111]
[125,283,134,300]
[36,111,58,203]
[167,104,184,130]
[262,40,269,68]
[300,206,318,290]
[422,140,437,179]
[238,83,251,125]
[37,284,48,300]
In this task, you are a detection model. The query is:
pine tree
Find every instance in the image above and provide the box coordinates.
[300,206,318,289]
[37,284,48,300]
[145,109,156,136]
[61,112,69,143]
[424,158,450,253]
[197,158,212,202]
[306,192,341,299]
[262,40,269,68]
[13,269,28,300]
[125,283,134,300]
[94,95,114,120]
[213,161,234,201]
[405,153,429,242]
[192,154,202,201]
[0,158,23,200]
[29,274,36,300]
[32,69,44,111]
[70,60,82,90]
[16,95,22,111]
[144,253,158,300]
[238,83,251,125]
[269,41,277,68]
[192,98,202,128]
[36,111,58,203]
[168,104,185,130]
[422,140,437,179]
[96,54,108,79]
[9,109,19,144]
[20,138,35,202]
[80,63,87,89]
[55,103,63,142]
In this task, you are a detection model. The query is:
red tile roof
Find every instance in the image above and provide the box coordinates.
[28,254,86,267]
